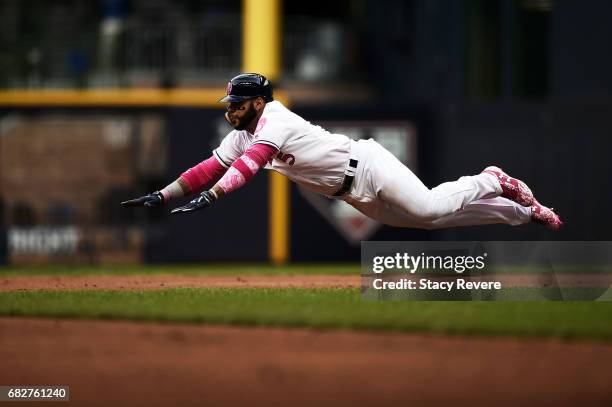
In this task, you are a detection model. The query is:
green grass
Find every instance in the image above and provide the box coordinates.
[0,264,359,277]
[2,288,612,341]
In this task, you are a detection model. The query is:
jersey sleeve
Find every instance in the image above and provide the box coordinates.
[214,144,278,195]
[213,130,244,169]
[251,116,290,151]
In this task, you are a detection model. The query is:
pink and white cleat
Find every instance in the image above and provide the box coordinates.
[531,199,564,231]
[482,166,535,207]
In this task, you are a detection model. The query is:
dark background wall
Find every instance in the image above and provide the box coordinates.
[2,101,607,264]
[146,108,269,263]
[551,0,612,101]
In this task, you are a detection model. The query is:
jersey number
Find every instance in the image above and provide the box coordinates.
[270,152,295,166]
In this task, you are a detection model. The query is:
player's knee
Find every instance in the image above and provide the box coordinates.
[401,193,449,221]
[384,192,447,222]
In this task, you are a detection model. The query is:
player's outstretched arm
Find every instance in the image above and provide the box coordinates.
[170,143,277,214]
[121,153,229,209]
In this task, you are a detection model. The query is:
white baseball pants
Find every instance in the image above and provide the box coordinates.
[343,139,532,230]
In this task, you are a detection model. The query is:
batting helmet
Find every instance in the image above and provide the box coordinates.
[219,73,274,103]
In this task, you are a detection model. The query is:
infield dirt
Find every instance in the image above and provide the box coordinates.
[1,274,611,406]
[0,274,359,291]
[1,317,611,406]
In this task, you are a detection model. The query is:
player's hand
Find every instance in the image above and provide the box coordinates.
[170,190,215,214]
[121,191,164,207]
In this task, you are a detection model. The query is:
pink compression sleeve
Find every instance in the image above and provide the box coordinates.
[216,143,278,194]
[180,156,227,194]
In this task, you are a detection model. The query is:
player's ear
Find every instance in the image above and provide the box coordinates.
[254,97,265,112]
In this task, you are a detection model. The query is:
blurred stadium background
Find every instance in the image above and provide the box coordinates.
[0,0,611,267]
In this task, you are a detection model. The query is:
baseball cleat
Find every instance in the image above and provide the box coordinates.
[531,199,564,231]
[482,166,535,207]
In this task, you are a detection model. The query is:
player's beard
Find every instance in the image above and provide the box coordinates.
[233,102,258,131]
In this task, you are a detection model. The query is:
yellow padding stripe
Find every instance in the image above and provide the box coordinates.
[269,171,290,264]
[0,89,227,107]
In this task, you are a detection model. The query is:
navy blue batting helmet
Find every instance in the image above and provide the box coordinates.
[219,73,274,103]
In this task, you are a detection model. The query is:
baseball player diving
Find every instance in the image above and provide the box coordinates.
[121,73,563,231]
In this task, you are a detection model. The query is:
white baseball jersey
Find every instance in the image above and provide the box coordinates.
[213,100,352,195]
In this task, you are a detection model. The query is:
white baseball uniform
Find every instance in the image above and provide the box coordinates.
[213,100,531,229]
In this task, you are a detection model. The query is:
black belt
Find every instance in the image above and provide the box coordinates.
[332,158,358,196]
